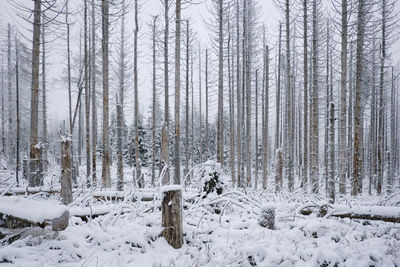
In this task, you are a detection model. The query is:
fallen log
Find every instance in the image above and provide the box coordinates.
[0,196,69,231]
[300,204,400,223]
[3,186,61,196]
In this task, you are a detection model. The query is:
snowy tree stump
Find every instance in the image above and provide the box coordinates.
[60,134,73,205]
[258,205,275,230]
[162,187,183,249]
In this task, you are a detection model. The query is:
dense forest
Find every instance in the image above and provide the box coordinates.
[0,0,399,265]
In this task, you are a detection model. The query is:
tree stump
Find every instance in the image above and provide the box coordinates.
[258,205,275,230]
[22,156,28,180]
[60,135,73,205]
[162,188,183,249]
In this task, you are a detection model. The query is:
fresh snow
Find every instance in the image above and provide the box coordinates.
[0,196,67,223]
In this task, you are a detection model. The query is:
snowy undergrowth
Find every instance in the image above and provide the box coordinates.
[0,165,400,266]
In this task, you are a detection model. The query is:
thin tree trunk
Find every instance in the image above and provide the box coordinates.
[116,95,124,191]
[101,0,111,188]
[91,0,97,184]
[244,0,251,187]
[134,0,142,187]
[217,0,224,164]
[1,55,5,156]
[205,49,209,161]
[236,0,242,187]
[163,0,170,183]
[7,24,14,165]
[15,37,20,185]
[184,20,189,179]
[276,23,282,152]
[302,0,308,189]
[84,0,91,185]
[199,46,203,163]
[152,16,158,186]
[255,69,259,189]
[262,45,269,189]
[228,30,235,185]
[174,0,181,185]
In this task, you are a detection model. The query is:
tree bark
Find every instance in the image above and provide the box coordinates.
[91,0,97,184]
[302,0,308,189]
[61,135,73,205]
[217,0,224,164]
[29,0,43,187]
[101,0,111,188]
[174,0,181,185]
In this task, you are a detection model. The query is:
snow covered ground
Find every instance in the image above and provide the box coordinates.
[0,164,400,266]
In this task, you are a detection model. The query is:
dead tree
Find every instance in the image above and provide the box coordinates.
[91,0,97,184]
[101,0,111,188]
[29,0,43,187]
[84,0,91,185]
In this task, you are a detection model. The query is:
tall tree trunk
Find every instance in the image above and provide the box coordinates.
[1,55,5,156]
[302,0,308,189]
[199,46,203,163]
[91,0,97,184]
[217,0,224,164]
[84,0,91,185]
[276,23,282,152]
[152,16,158,186]
[7,24,14,165]
[228,30,235,185]
[134,0,142,187]
[236,0,242,187]
[174,0,181,185]
[377,0,386,195]
[255,69,259,188]
[29,0,43,187]
[162,0,170,183]
[310,0,319,194]
[205,49,209,161]
[352,0,366,196]
[184,20,189,179]
[339,0,348,195]
[262,45,269,189]
[101,0,111,188]
[244,0,251,187]
[41,21,48,172]
[369,37,377,194]
[285,0,294,192]
[15,37,20,185]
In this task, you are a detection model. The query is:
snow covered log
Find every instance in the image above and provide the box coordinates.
[300,204,400,223]
[0,197,69,231]
[92,191,155,202]
[3,186,61,196]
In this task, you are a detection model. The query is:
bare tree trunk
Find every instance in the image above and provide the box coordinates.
[41,20,48,172]
[91,0,97,184]
[84,0,91,185]
[228,30,235,185]
[276,24,282,153]
[173,0,181,185]
[369,37,377,194]
[163,0,170,183]
[236,0,242,187]
[29,0,43,187]
[199,47,203,163]
[217,0,224,164]
[101,0,111,188]
[244,0,251,187]
[286,0,294,192]
[302,0,308,189]
[339,0,348,195]
[116,95,124,191]
[352,0,366,196]
[1,57,5,156]
[134,0,142,187]
[262,44,269,189]
[184,20,189,179]
[255,69,259,189]
[205,49,208,161]
[377,0,386,195]
[310,0,319,194]
[15,37,20,185]
[152,16,158,186]
[7,24,14,165]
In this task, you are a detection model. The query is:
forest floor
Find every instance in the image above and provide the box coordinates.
[0,161,399,266]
